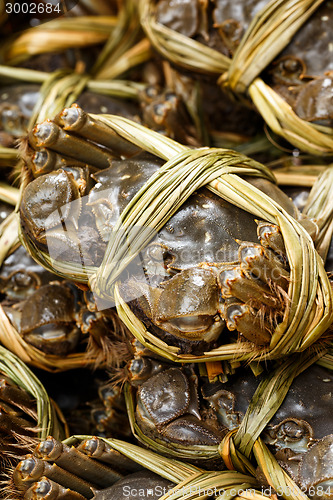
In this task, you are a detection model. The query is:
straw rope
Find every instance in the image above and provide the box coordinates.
[0,345,65,440]
[64,435,273,500]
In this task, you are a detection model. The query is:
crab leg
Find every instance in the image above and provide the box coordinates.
[257,222,286,257]
[35,438,122,488]
[13,456,93,498]
[28,120,111,169]
[219,266,279,308]
[24,477,86,500]
[238,242,289,290]
[223,299,271,344]
[0,378,37,417]
[78,437,140,473]
[28,149,88,178]
[55,104,140,158]
[0,412,35,437]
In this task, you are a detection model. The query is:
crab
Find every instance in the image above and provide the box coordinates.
[154,0,333,126]
[126,351,226,466]
[138,84,201,145]
[1,245,128,359]
[9,436,174,499]
[207,362,333,499]
[19,104,321,354]
[125,352,333,499]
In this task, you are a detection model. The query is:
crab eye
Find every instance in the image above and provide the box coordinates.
[154,104,165,116]
[282,58,302,73]
[168,315,213,332]
[165,92,177,102]
[279,420,305,440]
[11,272,36,289]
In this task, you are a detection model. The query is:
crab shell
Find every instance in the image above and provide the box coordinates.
[0,246,55,300]
[132,363,226,461]
[92,471,175,500]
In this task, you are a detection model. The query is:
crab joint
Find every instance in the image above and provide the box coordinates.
[24,477,86,500]
[55,104,140,158]
[238,242,289,290]
[219,266,279,308]
[77,438,140,474]
[29,149,87,178]
[257,222,286,257]
[29,120,111,169]
[224,301,271,344]
[35,438,122,488]
[13,455,93,498]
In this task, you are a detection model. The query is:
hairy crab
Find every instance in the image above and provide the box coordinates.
[153,0,333,127]
[125,351,333,499]
[0,245,128,364]
[18,105,331,361]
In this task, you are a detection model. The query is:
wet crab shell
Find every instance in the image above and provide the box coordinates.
[0,245,55,300]
[3,282,82,355]
[126,359,226,465]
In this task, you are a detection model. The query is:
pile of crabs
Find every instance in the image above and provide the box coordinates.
[0,1,332,500]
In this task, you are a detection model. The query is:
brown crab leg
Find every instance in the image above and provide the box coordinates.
[13,456,93,498]
[28,149,88,178]
[24,477,86,500]
[219,266,279,308]
[224,299,271,345]
[0,378,37,417]
[35,438,121,489]
[55,104,140,158]
[78,437,140,473]
[238,242,289,290]
[0,412,35,436]
[28,120,111,170]
[256,222,286,257]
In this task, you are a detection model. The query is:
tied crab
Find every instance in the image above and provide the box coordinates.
[125,350,333,499]
[19,104,321,354]
[153,0,333,126]
[0,245,128,362]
